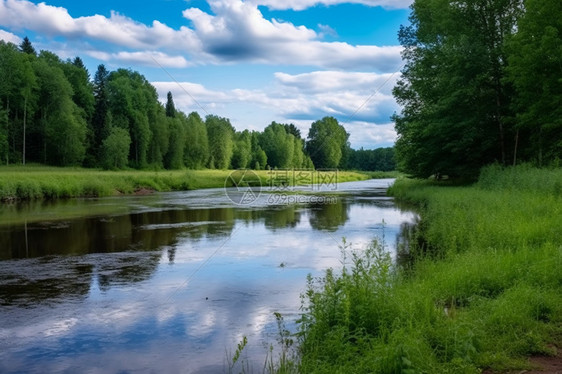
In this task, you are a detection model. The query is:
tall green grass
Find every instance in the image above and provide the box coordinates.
[0,165,369,201]
[294,165,562,373]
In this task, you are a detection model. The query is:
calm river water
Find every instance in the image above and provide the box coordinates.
[0,179,415,373]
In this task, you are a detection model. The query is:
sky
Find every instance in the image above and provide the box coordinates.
[0,0,412,149]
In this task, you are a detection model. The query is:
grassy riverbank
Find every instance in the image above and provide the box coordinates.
[293,165,562,373]
[0,165,370,201]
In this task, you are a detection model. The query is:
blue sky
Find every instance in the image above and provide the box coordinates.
[0,0,412,149]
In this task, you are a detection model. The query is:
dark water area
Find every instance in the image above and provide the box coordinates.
[0,179,416,373]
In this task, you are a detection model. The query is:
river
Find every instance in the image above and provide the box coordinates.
[0,178,415,373]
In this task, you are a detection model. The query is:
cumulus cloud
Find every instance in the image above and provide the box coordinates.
[87,51,190,68]
[272,70,400,123]
[249,0,413,11]
[0,0,200,50]
[0,0,402,71]
[0,28,20,44]
[152,81,231,112]
[346,122,397,148]
[274,70,399,95]
[183,0,402,70]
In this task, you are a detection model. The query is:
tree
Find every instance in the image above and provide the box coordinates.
[347,147,396,171]
[231,130,252,169]
[102,127,131,169]
[507,0,562,165]
[19,52,37,165]
[0,41,24,164]
[205,115,234,169]
[91,64,110,165]
[19,36,36,56]
[284,123,301,139]
[0,109,8,164]
[393,0,523,178]
[305,116,349,169]
[107,69,157,168]
[184,112,209,169]
[250,131,267,170]
[165,91,176,118]
[164,116,185,169]
[33,51,87,166]
[260,122,295,169]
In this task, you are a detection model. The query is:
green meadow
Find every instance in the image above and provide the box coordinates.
[292,165,562,373]
[0,165,369,201]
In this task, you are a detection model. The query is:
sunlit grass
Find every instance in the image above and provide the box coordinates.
[0,165,370,201]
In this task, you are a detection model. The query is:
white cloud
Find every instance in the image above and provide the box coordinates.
[270,70,400,123]
[0,28,20,44]
[274,70,399,95]
[249,0,413,11]
[0,0,402,71]
[346,121,397,148]
[0,0,200,51]
[183,0,403,70]
[318,24,338,38]
[87,51,190,68]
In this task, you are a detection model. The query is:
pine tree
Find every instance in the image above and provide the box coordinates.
[19,37,36,56]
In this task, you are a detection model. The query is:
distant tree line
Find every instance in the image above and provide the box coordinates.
[0,38,394,171]
[393,0,562,178]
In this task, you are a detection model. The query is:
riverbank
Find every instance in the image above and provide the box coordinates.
[0,165,370,201]
[293,165,562,373]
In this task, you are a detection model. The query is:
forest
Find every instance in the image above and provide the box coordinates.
[0,38,394,172]
[393,0,561,178]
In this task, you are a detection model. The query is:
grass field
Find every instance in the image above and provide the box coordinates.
[0,165,370,201]
[292,164,562,373]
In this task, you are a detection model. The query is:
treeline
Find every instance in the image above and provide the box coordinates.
[0,38,394,172]
[393,0,562,178]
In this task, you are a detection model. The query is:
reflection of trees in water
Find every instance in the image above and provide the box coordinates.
[0,199,354,305]
[395,218,429,270]
[263,206,301,230]
[308,198,350,232]
[1,207,240,260]
[0,260,93,307]
[0,206,241,305]
[96,252,162,291]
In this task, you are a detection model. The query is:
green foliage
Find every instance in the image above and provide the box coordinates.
[393,0,524,178]
[231,130,252,169]
[164,117,185,169]
[0,167,368,202]
[165,91,176,118]
[90,64,110,165]
[347,147,396,171]
[394,0,562,177]
[305,117,350,169]
[250,130,268,170]
[19,36,36,56]
[101,127,131,170]
[260,122,297,169]
[506,0,562,165]
[205,115,234,169]
[0,109,7,165]
[295,166,562,373]
[184,112,209,169]
[107,69,156,168]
